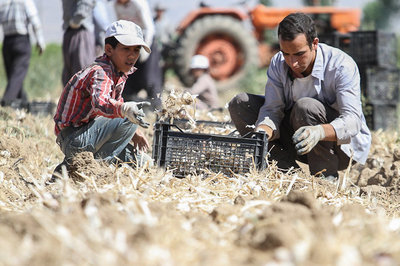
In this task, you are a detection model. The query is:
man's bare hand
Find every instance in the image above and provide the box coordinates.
[131,129,150,152]
[256,125,273,140]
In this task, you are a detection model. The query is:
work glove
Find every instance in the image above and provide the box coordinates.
[292,125,325,155]
[120,101,151,128]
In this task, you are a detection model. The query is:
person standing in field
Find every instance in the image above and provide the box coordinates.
[61,0,96,86]
[0,0,46,108]
[114,0,163,110]
[228,12,371,180]
[153,2,174,85]
[93,0,113,56]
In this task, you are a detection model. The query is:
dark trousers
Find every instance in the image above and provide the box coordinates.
[62,27,96,86]
[2,34,31,105]
[122,40,163,109]
[228,93,350,176]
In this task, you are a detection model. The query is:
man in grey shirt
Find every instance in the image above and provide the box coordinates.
[61,0,96,86]
[228,13,371,178]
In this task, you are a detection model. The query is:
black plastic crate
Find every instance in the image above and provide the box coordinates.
[319,32,351,54]
[171,119,234,133]
[349,31,397,68]
[365,103,398,130]
[152,123,268,178]
[365,67,400,105]
[28,101,56,116]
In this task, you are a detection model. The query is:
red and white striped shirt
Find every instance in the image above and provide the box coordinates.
[54,54,135,136]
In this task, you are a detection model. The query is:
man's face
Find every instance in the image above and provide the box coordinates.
[105,43,141,73]
[117,0,129,4]
[279,33,318,77]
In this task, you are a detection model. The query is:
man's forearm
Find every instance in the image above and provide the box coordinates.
[256,124,274,140]
[321,124,337,141]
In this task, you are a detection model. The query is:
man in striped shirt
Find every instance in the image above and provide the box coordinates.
[0,0,46,107]
[52,20,152,181]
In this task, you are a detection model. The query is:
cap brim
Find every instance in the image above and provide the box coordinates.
[115,35,151,53]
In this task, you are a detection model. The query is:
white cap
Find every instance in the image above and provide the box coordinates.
[190,55,209,69]
[105,20,151,53]
[154,3,167,11]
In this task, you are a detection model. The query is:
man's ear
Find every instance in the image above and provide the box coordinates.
[104,43,113,56]
[312,37,319,50]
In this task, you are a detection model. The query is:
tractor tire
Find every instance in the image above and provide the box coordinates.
[174,15,259,91]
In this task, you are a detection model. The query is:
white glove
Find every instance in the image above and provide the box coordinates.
[120,101,151,128]
[292,125,325,155]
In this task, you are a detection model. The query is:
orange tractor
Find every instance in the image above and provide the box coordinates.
[172,4,361,89]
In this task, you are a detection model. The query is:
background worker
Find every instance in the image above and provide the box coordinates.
[0,0,46,108]
[153,2,174,85]
[93,0,113,56]
[53,20,152,180]
[115,0,163,110]
[188,55,219,110]
[228,13,371,179]
[61,0,96,86]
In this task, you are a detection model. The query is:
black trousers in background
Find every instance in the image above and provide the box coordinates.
[122,41,163,109]
[62,26,96,86]
[228,93,350,176]
[2,34,31,106]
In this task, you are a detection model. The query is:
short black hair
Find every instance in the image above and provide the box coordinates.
[105,36,119,48]
[278,13,317,48]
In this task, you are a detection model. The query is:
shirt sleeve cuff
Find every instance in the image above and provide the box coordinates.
[115,102,124,117]
[330,119,351,145]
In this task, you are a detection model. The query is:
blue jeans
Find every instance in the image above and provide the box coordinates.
[56,117,138,164]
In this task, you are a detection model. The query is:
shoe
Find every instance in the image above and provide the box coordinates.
[48,161,69,184]
[322,174,339,185]
[1,99,28,109]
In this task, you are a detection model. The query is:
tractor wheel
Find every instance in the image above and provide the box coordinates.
[174,15,259,91]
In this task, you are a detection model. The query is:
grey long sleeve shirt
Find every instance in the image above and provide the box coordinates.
[62,0,96,32]
[256,43,371,164]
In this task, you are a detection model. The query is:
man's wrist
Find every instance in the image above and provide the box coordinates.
[256,125,273,140]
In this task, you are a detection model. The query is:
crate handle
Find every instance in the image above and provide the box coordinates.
[159,123,185,133]
[229,131,258,138]
[242,131,268,140]
[228,129,239,136]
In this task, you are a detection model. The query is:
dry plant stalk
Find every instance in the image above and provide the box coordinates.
[0,106,399,265]
[157,87,197,125]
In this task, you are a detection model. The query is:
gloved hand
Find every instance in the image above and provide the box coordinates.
[292,125,325,155]
[120,101,151,128]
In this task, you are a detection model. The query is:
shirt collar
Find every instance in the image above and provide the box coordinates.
[311,44,324,81]
[96,54,136,78]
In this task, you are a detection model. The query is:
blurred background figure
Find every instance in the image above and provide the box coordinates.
[115,0,163,110]
[188,55,219,110]
[61,0,96,86]
[0,0,46,108]
[153,2,174,85]
[93,0,112,56]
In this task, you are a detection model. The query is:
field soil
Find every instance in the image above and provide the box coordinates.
[0,106,399,266]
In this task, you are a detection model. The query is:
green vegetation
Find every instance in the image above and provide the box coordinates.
[239,66,267,95]
[0,43,63,101]
[398,36,400,68]
[362,0,400,30]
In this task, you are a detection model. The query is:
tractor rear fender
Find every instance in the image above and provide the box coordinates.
[177,7,247,34]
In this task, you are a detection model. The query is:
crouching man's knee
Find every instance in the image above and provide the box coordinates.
[291,97,327,129]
